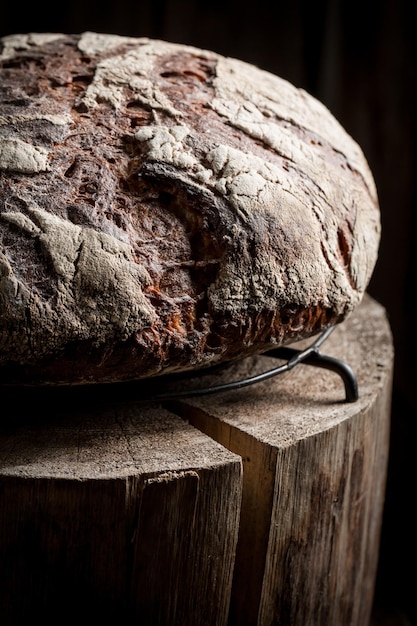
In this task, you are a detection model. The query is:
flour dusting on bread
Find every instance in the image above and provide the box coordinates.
[0,32,381,384]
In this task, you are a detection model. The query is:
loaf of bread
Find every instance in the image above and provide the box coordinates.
[0,32,380,385]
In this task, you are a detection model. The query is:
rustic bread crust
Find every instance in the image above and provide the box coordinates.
[0,32,380,385]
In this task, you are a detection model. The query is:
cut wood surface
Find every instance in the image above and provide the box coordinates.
[0,294,393,626]
[0,405,242,625]
[170,294,393,626]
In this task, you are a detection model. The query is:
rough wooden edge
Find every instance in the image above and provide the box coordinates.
[0,405,242,625]
[172,294,393,625]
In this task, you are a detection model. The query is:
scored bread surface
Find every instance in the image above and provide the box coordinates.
[0,32,381,385]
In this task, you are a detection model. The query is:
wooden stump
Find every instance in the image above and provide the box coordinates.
[0,405,242,625]
[0,294,393,626]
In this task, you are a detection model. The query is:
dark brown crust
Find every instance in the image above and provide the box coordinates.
[0,33,380,385]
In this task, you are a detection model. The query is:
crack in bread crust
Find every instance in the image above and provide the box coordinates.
[0,32,381,385]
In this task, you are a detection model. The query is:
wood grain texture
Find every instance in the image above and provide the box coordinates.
[171,294,393,625]
[0,294,392,625]
[0,404,242,625]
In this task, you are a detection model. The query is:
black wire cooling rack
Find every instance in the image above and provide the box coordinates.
[153,326,358,403]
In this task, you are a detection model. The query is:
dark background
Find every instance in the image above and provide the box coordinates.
[1,1,415,624]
